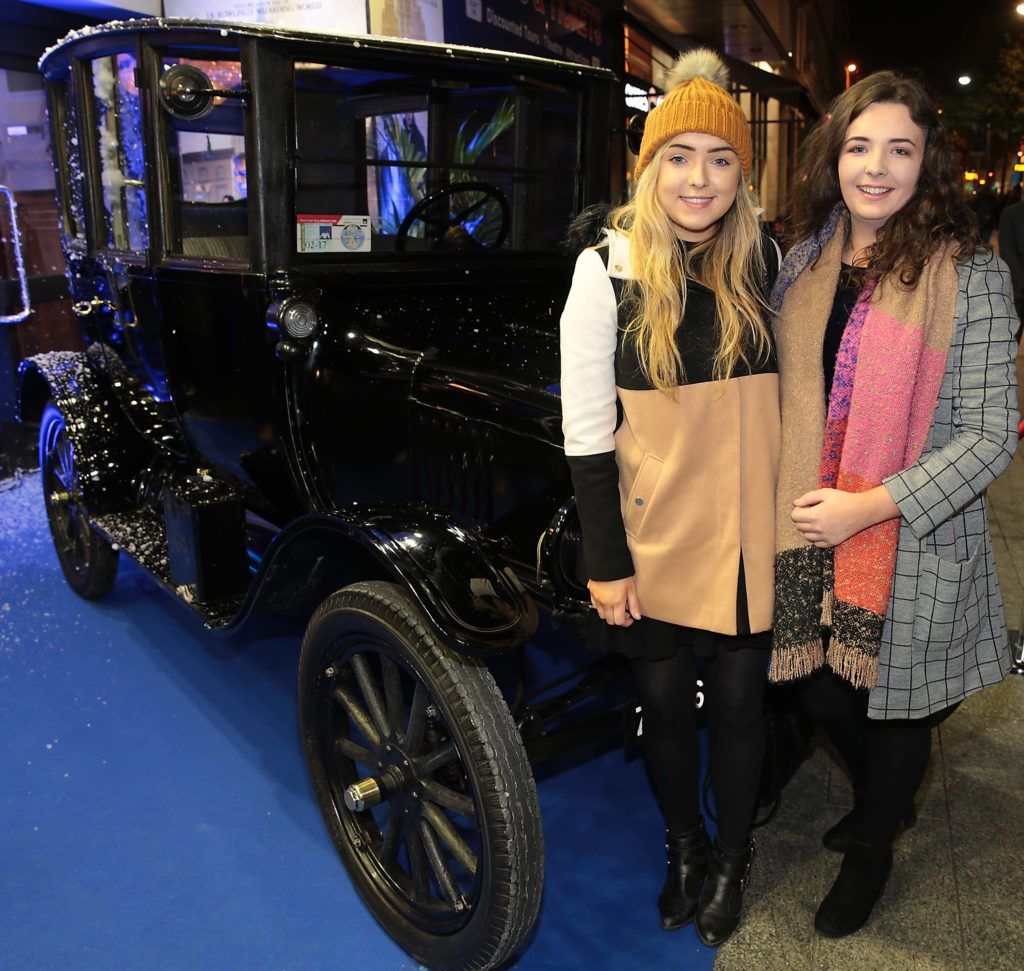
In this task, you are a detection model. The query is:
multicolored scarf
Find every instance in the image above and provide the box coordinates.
[769,205,959,689]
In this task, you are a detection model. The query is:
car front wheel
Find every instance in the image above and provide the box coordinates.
[298,581,543,971]
[38,400,119,599]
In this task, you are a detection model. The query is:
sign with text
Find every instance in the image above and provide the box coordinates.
[368,0,444,42]
[446,0,613,68]
[164,0,367,34]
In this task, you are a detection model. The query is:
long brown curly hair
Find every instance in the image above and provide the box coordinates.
[787,71,981,286]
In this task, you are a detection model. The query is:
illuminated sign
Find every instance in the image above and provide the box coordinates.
[625,82,650,112]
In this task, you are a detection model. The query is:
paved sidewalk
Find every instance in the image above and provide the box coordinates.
[717,450,1024,971]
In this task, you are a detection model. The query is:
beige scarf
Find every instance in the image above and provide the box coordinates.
[770,207,958,688]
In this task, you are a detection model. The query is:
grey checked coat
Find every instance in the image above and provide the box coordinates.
[874,250,1019,719]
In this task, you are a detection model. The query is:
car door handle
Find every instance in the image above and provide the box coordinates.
[71,297,115,316]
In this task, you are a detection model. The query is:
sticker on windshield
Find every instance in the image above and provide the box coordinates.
[297,214,370,253]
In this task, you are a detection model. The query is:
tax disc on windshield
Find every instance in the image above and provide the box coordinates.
[297,214,370,253]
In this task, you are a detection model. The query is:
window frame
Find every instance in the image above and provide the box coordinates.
[46,79,87,252]
[289,56,584,262]
[148,44,254,271]
[76,42,151,262]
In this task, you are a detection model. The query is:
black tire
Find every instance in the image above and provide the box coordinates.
[298,581,542,971]
[39,401,119,599]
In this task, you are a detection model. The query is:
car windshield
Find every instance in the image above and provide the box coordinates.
[293,61,581,255]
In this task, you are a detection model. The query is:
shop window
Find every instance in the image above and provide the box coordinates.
[293,61,581,254]
[90,53,147,253]
[162,55,249,262]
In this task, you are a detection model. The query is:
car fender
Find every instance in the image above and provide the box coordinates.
[18,350,151,514]
[238,510,538,655]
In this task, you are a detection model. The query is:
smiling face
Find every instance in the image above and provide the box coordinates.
[838,101,926,248]
[655,132,742,242]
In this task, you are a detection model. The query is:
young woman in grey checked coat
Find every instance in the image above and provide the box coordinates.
[771,71,1019,937]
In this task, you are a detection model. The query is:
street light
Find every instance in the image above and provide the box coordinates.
[845,62,858,89]
[958,75,972,86]
[1016,3,1024,15]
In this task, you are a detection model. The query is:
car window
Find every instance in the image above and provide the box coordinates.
[293,61,581,254]
[89,52,147,253]
[50,82,86,243]
[161,55,249,263]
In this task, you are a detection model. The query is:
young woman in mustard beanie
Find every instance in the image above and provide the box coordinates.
[559,48,780,945]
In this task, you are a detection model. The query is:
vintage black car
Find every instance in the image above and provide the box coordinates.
[23,18,627,971]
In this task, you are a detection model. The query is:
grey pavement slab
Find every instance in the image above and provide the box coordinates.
[944,774,1024,971]
[955,676,1024,723]
[771,742,830,828]
[940,707,1024,791]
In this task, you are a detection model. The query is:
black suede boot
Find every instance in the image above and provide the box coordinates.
[822,802,917,853]
[814,837,893,938]
[658,821,709,931]
[694,837,754,947]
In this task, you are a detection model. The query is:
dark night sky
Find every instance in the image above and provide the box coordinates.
[844,0,1019,98]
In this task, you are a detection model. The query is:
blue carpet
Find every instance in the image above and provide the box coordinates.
[0,472,717,970]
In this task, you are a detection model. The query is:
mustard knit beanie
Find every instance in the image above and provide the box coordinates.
[635,48,752,179]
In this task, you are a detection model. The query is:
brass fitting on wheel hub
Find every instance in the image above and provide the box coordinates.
[344,777,383,812]
[344,760,413,812]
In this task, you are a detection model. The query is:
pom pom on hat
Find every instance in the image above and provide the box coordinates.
[635,47,753,178]
[665,47,731,90]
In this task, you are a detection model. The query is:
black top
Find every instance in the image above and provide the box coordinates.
[613,241,779,392]
[823,264,863,402]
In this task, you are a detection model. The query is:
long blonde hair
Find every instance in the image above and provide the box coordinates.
[609,142,772,391]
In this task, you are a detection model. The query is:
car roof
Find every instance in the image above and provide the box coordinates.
[39,16,617,83]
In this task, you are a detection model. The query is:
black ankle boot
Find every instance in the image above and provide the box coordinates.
[814,838,893,938]
[658,821,709,931]
[823,803,917,853]
[695,837,754,946]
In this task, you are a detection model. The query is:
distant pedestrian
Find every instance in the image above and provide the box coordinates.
[773,71,1018,939]
[998,199,1024,337]
[973,189,998,242]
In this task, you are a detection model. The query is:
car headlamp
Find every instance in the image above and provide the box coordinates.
[273,298,319,339]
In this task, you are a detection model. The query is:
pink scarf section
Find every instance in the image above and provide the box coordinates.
[771,212,959,688]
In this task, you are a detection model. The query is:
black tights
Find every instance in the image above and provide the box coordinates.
[799,668,955,846]
[631,641,769,850]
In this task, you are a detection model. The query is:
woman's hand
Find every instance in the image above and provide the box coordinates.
[791,486,900,548]
[588,576,642,626]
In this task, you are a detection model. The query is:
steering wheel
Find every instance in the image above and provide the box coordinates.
[395,181,510,251]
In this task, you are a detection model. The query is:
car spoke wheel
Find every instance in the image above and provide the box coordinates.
[299,581,542,971]
[39,401,119,599]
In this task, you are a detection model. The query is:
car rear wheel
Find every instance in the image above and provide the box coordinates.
[298,581,542,971]
[39,400,119,599]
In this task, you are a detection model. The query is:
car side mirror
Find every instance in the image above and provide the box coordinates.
[625,112,646,157]
[159,64,247,120]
